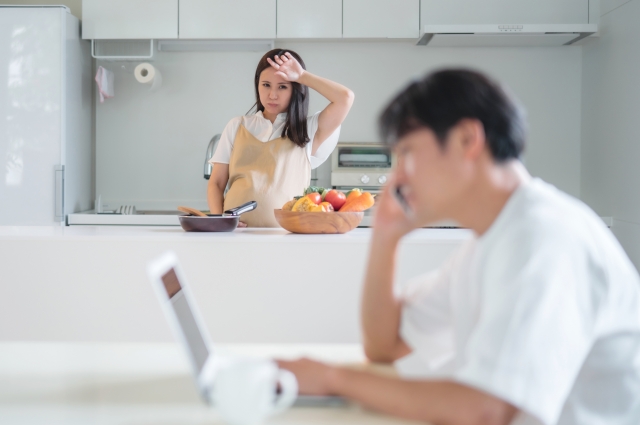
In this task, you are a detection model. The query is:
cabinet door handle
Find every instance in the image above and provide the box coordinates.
[55,165,64,222]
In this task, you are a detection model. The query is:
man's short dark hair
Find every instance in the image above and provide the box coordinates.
[379,69,527,162]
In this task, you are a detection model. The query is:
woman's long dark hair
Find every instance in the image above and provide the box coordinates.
[250,49,309,148]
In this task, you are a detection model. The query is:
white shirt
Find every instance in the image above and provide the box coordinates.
[396,178,640,425]
[209,111,340,170]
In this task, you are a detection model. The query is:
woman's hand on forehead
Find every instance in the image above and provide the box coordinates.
[267,52,305,82]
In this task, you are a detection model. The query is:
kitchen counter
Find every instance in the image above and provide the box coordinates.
[0,226,471,344]
[0,341,422,425]
[0,226,471,243]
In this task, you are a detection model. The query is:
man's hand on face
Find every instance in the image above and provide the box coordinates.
[276,358,337,396]
[372,176,419,241]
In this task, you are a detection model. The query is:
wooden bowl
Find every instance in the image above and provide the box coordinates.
[274,209,364,234]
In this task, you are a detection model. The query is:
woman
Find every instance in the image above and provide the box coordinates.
[207,49,354,227]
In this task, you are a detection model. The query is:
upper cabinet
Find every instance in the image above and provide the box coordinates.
[343,0,419,38]
[420,0,589,26]
[179,0,276,39]
[277,0,342,38]
[82,0,178,39]
[83,0,591,42]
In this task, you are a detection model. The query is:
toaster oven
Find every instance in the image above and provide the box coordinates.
[330,143,395,193]
[331,143,395,227]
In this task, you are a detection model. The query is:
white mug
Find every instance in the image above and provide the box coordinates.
[211,358,298,425]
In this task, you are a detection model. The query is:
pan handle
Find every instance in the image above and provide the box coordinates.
[224,201,258,216]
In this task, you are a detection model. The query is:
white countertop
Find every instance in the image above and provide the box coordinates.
[0,226,468,343]
[0,226,472,244]
[0,342,421,425]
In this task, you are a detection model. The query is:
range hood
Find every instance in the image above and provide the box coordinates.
[417,24,597,47]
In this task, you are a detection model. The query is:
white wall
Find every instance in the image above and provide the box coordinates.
[95,41,583,210]
[600,0,633,15]
[581,0,640,268]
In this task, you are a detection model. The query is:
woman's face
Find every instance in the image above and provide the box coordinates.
[258,66,293,116]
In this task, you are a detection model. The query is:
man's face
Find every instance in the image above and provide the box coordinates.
[393,125,476,225]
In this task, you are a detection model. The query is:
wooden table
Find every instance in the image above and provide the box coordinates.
[0,342,421,425]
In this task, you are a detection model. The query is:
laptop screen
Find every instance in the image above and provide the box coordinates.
[161,268,210,374]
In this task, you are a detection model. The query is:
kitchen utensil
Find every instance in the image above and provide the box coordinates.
[274,209,364,234]
[116,205,136,215]
[179,201,257,232]
[177,206,208,217]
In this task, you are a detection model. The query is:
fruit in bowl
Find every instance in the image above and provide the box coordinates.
[274,187,374,234]
[274,209,364,234]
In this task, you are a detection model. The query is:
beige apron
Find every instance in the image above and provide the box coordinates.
[224,124,311,227]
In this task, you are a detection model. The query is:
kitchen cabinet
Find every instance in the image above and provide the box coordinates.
[420,0,590,25]
[277,0,342,38]
[82,0,178,39]
[179,0,276,39]
[343,0,419,38]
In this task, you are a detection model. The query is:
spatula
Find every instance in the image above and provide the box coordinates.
[177,206,208,217]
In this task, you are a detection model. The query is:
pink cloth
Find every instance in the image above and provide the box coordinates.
[95,66,114,103]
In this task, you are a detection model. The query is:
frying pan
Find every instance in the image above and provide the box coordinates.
[179,201,257,232]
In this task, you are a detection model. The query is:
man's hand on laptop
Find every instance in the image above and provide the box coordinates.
[276,358,338,396]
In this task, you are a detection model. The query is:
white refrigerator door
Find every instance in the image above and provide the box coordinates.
[63,11,93,221]
[0,7,64,225]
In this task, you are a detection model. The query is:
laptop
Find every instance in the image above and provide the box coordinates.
[147,251,346,407]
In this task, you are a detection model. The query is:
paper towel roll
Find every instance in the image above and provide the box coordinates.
[134,63,162,91]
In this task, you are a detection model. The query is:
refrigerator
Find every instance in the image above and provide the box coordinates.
[0,6,92,225]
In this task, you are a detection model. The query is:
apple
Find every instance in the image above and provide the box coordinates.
[324,190,347,211]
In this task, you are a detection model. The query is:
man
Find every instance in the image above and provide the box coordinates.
[279,69,640,425]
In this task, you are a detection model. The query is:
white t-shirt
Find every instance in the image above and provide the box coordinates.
[396,178,640,425]
[209,110,340,170]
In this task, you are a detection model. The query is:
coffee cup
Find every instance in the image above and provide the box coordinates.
[211,358,298,425]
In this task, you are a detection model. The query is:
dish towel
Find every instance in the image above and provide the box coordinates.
[95,66,114,103]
